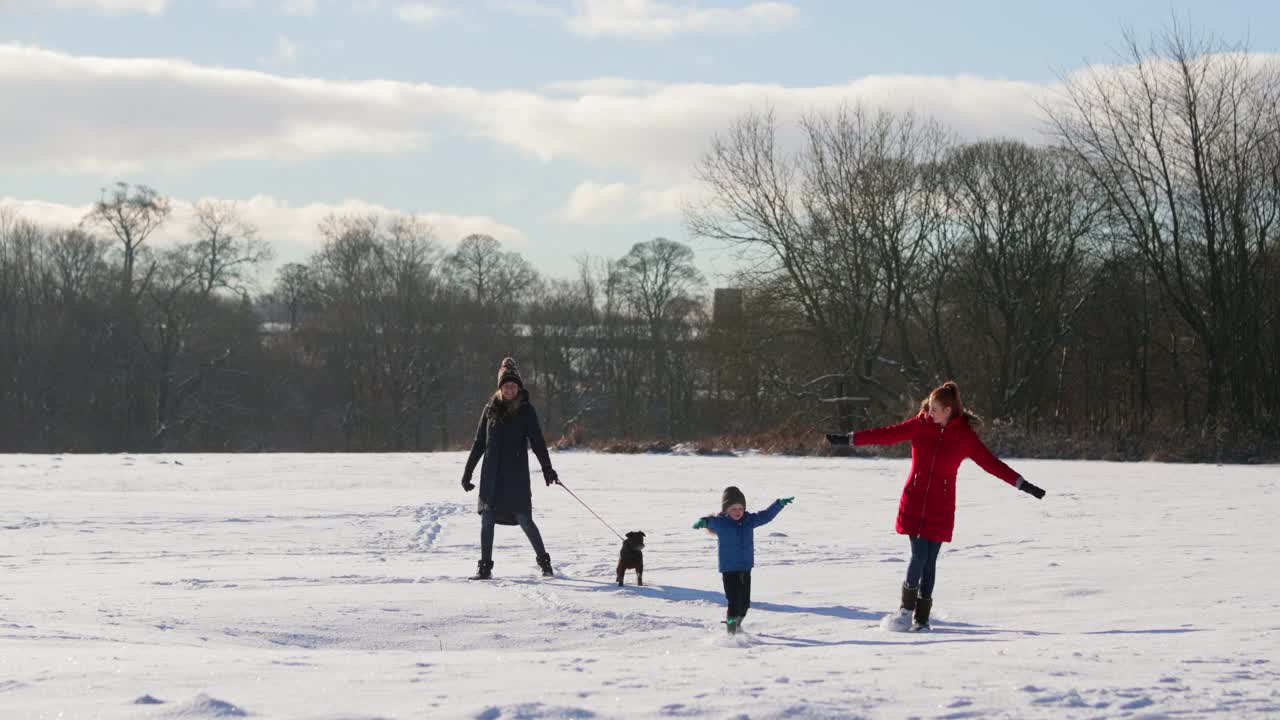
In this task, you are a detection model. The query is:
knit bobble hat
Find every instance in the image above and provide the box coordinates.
[721,486,746,512]
[497,357,524,389]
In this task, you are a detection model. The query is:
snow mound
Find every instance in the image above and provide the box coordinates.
[474,702,596,719]
[879,609,912,633]
[711,629,759,647]
[165,694,249,717]
[758,705,866,720]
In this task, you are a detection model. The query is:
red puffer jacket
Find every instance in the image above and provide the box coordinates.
[853,413,1021,543]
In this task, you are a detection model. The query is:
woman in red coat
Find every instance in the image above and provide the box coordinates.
[849,381,1045,631]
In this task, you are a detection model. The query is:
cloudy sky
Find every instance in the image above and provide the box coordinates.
[2,0,1277,284]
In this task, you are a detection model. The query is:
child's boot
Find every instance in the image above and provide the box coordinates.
[536,553,554,577]
[725,616,741,635]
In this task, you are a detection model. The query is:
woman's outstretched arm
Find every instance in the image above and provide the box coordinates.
[852,416,923,446]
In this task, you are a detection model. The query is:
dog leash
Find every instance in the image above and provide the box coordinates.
[556,480,625,541]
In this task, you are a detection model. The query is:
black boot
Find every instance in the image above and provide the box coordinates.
[470,560,493,580]
[912,597,933,631]
[900,584,918,612]
[536,553,553,577]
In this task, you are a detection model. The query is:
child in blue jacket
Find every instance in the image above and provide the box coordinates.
[693,486,793,634]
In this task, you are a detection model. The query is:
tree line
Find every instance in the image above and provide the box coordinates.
[687,28,1280,461]
[1,27,1276,460]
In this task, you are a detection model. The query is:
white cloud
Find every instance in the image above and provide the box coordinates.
[495,0,559,18]
[394,2,456,24]
[0,197,92,229]
[1,194,528,272]
[565,0,799,39]
[0,0,168,14]
[279,0,315,16]
[543,77,664,96]
[0,43,1063,181]
[464,74,1058,183]
[270,34,299,64]
[0,44,432,174]
[556,181,697,224]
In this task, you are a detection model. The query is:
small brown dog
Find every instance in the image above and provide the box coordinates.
[616,531,645,586]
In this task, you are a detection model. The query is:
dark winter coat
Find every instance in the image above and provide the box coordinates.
[703,500,785,572]
[463,389,555,524]
[853,413,1020,543]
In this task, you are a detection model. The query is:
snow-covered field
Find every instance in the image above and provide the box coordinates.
[1,451,1277,719]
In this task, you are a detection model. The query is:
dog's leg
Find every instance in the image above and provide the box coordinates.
[637,559,643,586]
[616,561,625,586]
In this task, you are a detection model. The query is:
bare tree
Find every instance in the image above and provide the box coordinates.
[189,200,272,298]
[0,213,45,441]
[1047,26,1280,429]
[687,105,949,408]
[444,233,501,305]
[488,251,540,310]
[443,233,539,310]
[306,214,445,450]
[616,237,705,435]
[0,214,115,450]
[273,262,311,331]
[82,182,171,303]
[46,228,109,303]
[139,206,275,448]
[938,141,1102,423]
[142,244,205,447]
[616,237,704,336]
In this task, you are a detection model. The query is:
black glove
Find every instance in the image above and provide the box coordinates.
[1017,477,1045,499]
[543,468,560,486]
[461,474,475,492]
[825,433,851,446]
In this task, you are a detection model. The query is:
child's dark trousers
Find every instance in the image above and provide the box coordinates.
[722,570,752,619]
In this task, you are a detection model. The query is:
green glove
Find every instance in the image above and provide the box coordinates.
[779,497,794,506]
[692,518,708,530]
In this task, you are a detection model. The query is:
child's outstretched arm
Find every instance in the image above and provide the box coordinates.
[750,497,793,528]
[692,516,719,536]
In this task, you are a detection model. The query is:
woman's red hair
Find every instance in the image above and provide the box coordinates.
[919,381,982,428]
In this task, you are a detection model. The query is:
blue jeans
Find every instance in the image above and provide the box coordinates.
[480,511,547,563]
[905,535,943,599]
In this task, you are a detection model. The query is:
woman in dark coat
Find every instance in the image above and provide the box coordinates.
[461,357,560,580]
[848,381,1045,631]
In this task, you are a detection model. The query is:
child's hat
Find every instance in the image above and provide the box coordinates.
[721,486,746,512]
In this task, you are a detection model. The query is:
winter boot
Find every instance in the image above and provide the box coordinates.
[886,584,917,630]
[470,560,494,580]
[911,597,933,631]
[725,616,743,635]
[900,584,919,611]
[536,553,554,577]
